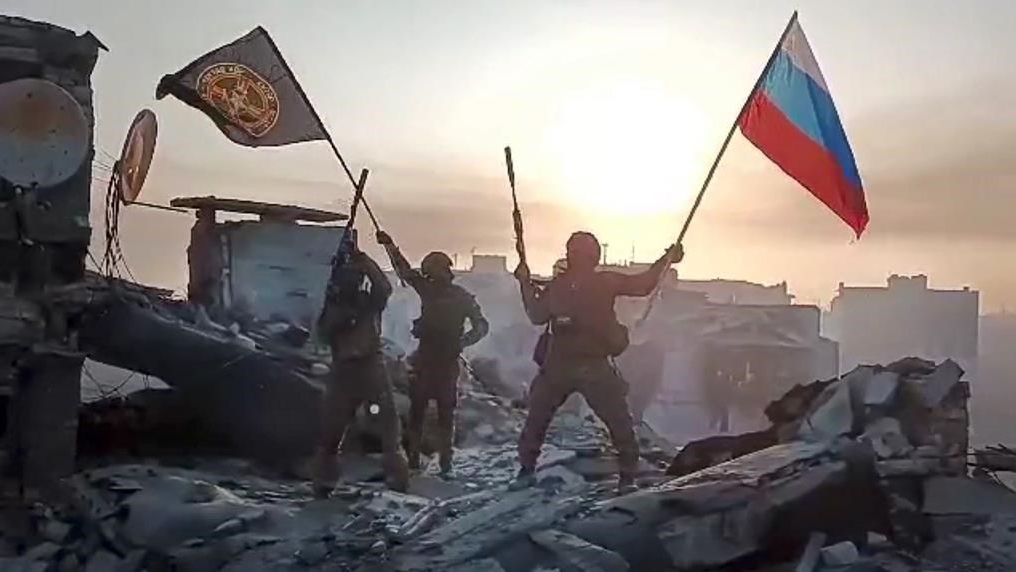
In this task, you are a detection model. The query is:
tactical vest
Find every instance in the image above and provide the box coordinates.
[413,284,472,351]
[544,272,630,359]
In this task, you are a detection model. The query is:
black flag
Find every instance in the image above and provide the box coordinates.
[156,27,329,148]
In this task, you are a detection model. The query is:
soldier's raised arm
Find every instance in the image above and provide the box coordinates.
[514,260,550,325]
[460,294,490,348]
[609,243,685,297]
[376,231,426,292]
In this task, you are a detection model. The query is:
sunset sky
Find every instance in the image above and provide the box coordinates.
[6,0,1016,310]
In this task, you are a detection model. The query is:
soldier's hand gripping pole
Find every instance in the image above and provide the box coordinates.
[505,146,527,267]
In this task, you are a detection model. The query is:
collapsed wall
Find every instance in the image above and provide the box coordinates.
[0,16,104,491]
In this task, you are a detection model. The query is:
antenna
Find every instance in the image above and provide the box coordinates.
[0,78,88,189]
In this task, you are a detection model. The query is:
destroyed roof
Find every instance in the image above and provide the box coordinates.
[0,15,108,51]
[170,196,347,223]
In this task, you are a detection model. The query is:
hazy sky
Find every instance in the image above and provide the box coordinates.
[6,0,1016,310]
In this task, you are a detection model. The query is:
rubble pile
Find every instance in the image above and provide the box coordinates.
[9,356,1016,571]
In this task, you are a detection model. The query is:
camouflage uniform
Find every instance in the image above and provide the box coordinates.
[515,243,678,486]
[313,250,409,494]
[384,240,489,473]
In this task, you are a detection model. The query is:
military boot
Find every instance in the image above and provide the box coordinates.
[311,448,339,499]
[508,467,536,491]
[439,455,453,478]
[616,473,638,496]
[385,451,411,493]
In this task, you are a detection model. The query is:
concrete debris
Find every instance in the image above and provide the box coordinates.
[798,379,855,443]
[862,418,913,459]
[795,532,826,572]
[447,558,508,572]
[1,356,1003,572]
[529,529,629,572]
[820,541,860,566]
[922,477,1016,516]
[907,359,964,408]
[862,371,900,408]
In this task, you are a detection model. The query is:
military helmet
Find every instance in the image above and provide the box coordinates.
[421,251,454,278]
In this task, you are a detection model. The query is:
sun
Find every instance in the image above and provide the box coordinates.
[542,82,707,216]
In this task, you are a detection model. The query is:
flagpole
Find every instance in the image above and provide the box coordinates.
[637,10,798,325]
[260,28,382,231]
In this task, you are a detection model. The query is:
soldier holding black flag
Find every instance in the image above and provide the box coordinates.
[157,26,409,493]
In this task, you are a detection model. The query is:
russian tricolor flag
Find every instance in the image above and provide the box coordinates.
[739,16,868,237]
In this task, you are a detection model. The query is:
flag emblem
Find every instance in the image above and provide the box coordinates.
[156,27,329,148]
[196,63,279,138]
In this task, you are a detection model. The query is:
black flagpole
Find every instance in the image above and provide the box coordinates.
[260,28,381,231]
[637,11,799,326]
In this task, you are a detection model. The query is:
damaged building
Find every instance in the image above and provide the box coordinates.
[827,274,980,379]
[169,195,349,331]
[0,16,105,492]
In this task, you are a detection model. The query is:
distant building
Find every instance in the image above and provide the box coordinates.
[827,274,979,379]
[677,279,793,306]
[597,262,678,286]
[470,254,508,274]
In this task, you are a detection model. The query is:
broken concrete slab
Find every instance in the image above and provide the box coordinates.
[908,359,964,409]
[923,477,1016,516]
[529,529,629,572]
[566,456,656,481]
[863,372,900,408]
[862,418,913,459]
[557,440,873,572]
[446,558,508,572]
[798,380,855,443]
[821,541,860,566]
[885,357,937,378]
[795,532,826,572]
[666,429,777,478]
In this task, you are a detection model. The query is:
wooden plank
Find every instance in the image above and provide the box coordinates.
[170,196,347,223]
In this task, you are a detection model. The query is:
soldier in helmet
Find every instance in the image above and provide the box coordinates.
[312,231,410,496]
[376,231,490,475]
[512,231,683,494]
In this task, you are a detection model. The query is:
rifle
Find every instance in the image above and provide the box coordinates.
[330,168,369,273]
[504,146,526,266]
[318,168,369,341]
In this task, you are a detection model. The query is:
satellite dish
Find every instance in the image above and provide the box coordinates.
[116,109,157,204]
[0,78,89,189]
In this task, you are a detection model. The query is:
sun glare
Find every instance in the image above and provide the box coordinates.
[542,82,707,216]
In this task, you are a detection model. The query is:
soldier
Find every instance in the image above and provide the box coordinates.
[312,233,409,496]
[512,231,683,493]
[376,231,489,476]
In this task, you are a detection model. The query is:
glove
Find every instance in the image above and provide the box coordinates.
[376,230,394,246]
[513,260,531,282]
[665,243,684,264]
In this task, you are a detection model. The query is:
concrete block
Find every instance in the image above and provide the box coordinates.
[863,372,899,407]
[820,541,860,566]
[862,418,913,459]
[799,381,854,442]
[910,360,964,408]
